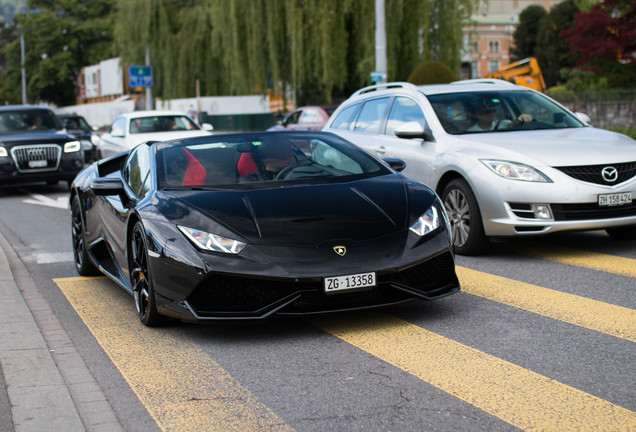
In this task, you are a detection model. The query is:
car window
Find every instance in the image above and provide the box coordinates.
[129,116,199,134]
[0,109,61,134]
[123,145,152,197]
[299,108,321,124]
[156,133,388,189]
[330,104,360,130]
[354,97,390,134]
[426,90,584,134]
[110,118,126,135]
[284,111,301,126]
[385,97,427,136]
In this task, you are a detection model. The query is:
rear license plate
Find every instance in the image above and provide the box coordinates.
[598,192,632,207]
[324,272,376,293]
[28,160,48,168]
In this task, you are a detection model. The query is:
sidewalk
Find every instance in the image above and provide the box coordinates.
[0,230,123,432]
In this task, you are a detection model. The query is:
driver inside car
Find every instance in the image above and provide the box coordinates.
[237,142,294,182]
[467,96,532,132]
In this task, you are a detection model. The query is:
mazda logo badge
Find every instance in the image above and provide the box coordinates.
[601,166,618,183]
[333,246,346,256]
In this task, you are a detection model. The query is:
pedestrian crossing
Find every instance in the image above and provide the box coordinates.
[54,244,636,431]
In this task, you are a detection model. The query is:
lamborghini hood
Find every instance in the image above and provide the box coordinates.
[164,175,435,246]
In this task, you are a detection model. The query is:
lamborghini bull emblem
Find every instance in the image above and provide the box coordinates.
[333,246,347,256]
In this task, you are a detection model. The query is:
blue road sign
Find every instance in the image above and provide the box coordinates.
[129,65,153,88]
[370,71,385,83]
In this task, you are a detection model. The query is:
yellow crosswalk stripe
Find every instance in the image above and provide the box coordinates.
[457,266,636,342]
[521,244,636,278]
[54,277,294,432]
[311,312,636,432]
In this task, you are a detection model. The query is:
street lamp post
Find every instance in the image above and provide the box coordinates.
[20,31,27,104]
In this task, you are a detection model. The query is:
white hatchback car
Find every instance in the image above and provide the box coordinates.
[99,110,213,158]
[324,80,636,254]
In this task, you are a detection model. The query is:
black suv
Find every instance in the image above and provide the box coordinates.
[0,105,85,188]
[57,113,101,163]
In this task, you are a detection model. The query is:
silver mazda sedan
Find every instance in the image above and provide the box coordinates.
[324,80,636,254]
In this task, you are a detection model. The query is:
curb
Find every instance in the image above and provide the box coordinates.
[0,229,123,432]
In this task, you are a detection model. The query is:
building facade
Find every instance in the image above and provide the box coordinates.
[462,0,561,79]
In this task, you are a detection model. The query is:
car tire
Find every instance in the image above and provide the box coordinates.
[442,179,488,255]
[130,221,166,327]
[71,196,100,276]
[605,225,636,241]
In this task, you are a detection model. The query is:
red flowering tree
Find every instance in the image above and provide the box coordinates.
[562,0,636,87]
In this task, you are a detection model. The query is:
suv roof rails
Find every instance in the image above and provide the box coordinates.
[450,78,516,86]
[351,82,419,97]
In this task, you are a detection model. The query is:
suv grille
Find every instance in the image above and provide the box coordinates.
[10,144,61,172]
[555,162,636,186]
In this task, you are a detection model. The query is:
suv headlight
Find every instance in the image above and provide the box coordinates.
[64,141,81,153]
[178,226,247,254]
[410,205,441,236]
[0,147,7,157]
[481,159,552,182]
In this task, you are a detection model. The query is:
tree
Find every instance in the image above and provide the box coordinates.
[510,5,547,61]
[1,0,114,106]
[114,0,477,106]
[535,0,580,88]
[561,0,636,88]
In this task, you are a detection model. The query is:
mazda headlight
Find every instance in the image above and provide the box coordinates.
[178,226,247,254]
[64,141,81,153]
[481,159,551,182]
[0,147,7,157]
[410,205,441,236]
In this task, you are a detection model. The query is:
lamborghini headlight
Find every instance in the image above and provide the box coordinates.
[64,140,81,153]
[178,225,247,254]
[409,205,441,237]
[0,147,7,157]
[481,159,551,182]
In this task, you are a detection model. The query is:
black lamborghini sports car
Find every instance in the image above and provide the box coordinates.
[70,131,460,326]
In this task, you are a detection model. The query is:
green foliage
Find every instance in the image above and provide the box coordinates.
[563,70,609,91]
[2,0,476,106]
[114,0,475,105]
[510,5,547,61]
[1,0,114,106]
[407,60,458,85]
[545,86,579,103]
[536,0,580,88]
[607,127,636,140]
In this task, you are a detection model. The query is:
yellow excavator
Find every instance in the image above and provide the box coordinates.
[486,57,546,92]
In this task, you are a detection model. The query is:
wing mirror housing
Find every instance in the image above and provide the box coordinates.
[202,123,214,131]
[110,128,125,138]
[90,177,125,196]
[394,121,435,142]
[574,112,591,125]
[383,158,406,172]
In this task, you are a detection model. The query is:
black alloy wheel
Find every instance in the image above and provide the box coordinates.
[441,178,488,255]
[130,221,165,326]
[71,195,99,276]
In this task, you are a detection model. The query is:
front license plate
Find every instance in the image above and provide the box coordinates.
[28,160,48,168]
[598,192,632,207]
[324,272,376,293]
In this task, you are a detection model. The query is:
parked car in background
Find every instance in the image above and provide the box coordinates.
[57,113,102,163]
[324,80,636,254]
[70,130,459,326]
[268,106,336,131]
[0,105,84,188]
[99,110,213,158]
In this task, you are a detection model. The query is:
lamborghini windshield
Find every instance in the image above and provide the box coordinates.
[426,90,585,134]
[156,132,389,189]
